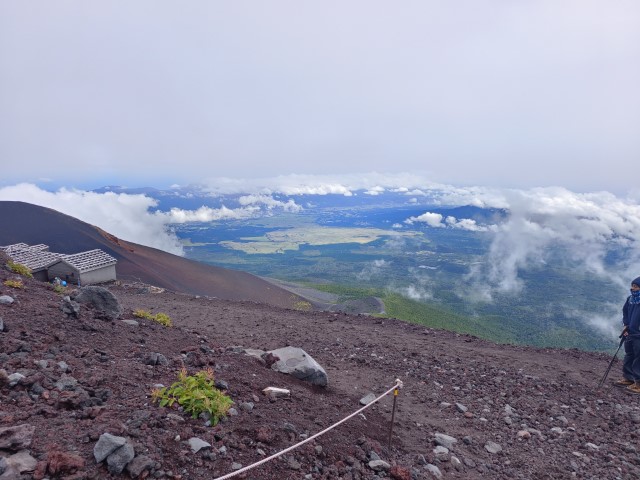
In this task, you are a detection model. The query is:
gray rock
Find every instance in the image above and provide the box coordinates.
[94,433,127,463]
[484,441,502,454]
[0,457,6,475]
[434,433,457,450]
[266,346,328,386]
[231,462,242,470]
[7,373,25,387]
[455,403,468,413]
[146,353,169,366]
[126,455,155,478]
[425,464,443,479]
[368,460,390,471]
[0,317,4,332]
[121,319,139,326]
[188,437,211,453]
[360,393,377,405]
[34,360,48,369]
[72,286,123,319]
[0,464,19,480]
[0,296,14,305]
[57,361,70,373]
[433,446,449,457]
[106,442,135,474]
[5,451,37,473]
[215,379,229,390]
[239,402,254,412]
[0,424,35,450]
[55,375,78,391]
[61,296,80,318]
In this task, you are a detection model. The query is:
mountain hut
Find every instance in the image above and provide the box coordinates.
[46,249,117,286]
[0,243,63,281]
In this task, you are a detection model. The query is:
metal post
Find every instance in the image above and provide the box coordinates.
[387,386,399,450]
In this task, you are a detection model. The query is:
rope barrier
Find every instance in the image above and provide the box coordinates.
[213,379,404,480]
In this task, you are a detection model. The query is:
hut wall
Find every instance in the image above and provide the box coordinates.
[79,265,117,285]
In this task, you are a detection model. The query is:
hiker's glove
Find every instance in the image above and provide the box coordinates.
[621,326,630,338]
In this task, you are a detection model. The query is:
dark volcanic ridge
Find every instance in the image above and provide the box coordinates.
[2,256,640,479]
[0,201,304,309]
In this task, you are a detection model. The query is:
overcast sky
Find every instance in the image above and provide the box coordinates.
[1,1,639,192]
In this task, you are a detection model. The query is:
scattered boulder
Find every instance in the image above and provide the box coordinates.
[5,451,37,474]
[0,296,14,305]
[264,346,328,386]
[434,433,457,450]
[61,296,80,318]
[146,352,169,366]
[106,442,135,475]
[71,286,123,319]
[93,433,126,463]
[126,455,155,478]
[188,437,211,454]
[368,459,390,471]
[0,424,35,451]
[484,441,502,454]
[262,386,289,398]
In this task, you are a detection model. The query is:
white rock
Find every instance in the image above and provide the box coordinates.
[434,433,457,449]
[484,441,502,454]
[262,387,290,397]
[425,463,443,479]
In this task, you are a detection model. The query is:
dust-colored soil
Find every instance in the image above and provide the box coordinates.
[2,266,640,479]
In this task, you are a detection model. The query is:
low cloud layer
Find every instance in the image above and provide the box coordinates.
[412,186,640,298]
[0,184,304,254]
[0,183,184,255]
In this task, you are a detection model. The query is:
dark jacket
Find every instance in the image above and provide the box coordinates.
[623,297,640,335]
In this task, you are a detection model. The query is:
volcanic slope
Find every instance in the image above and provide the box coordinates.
[0,201,303,308]
[1,262,640,479]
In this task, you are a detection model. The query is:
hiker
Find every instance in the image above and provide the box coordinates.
[614,276,640,393]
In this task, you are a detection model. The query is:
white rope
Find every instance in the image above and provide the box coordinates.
[213,379,404,480]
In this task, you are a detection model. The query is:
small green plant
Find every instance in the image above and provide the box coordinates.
[133,309,172,327]
[293,300,312,311]
[151,368,233,425]
[52,284,68,294]
[3,279,23,289]
[7,262,32,278]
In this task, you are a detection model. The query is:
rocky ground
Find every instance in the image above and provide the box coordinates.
[2,262,640,479]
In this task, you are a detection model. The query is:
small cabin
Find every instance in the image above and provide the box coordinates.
[0,243,63,281]
[46,249,117,286]
[1,243,117,285]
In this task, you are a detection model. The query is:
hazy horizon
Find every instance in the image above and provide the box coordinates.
[1,1,639,192]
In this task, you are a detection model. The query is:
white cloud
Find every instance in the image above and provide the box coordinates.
[0,183,184,255]
[405,212,444,228]
[162,205,259,224]
[356,259,390,281]
[365,186,385,196]
[443,186,640,296]
[238,194,303,212]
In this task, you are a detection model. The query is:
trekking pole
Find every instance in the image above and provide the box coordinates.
[598,336,626,389]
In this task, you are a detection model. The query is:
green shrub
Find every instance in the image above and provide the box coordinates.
[151,368,233,424]
[52,284,68,294]
[7,262,32,278]
[3,279,23,289]
[133,309,172,327]
[293,300,312,311]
